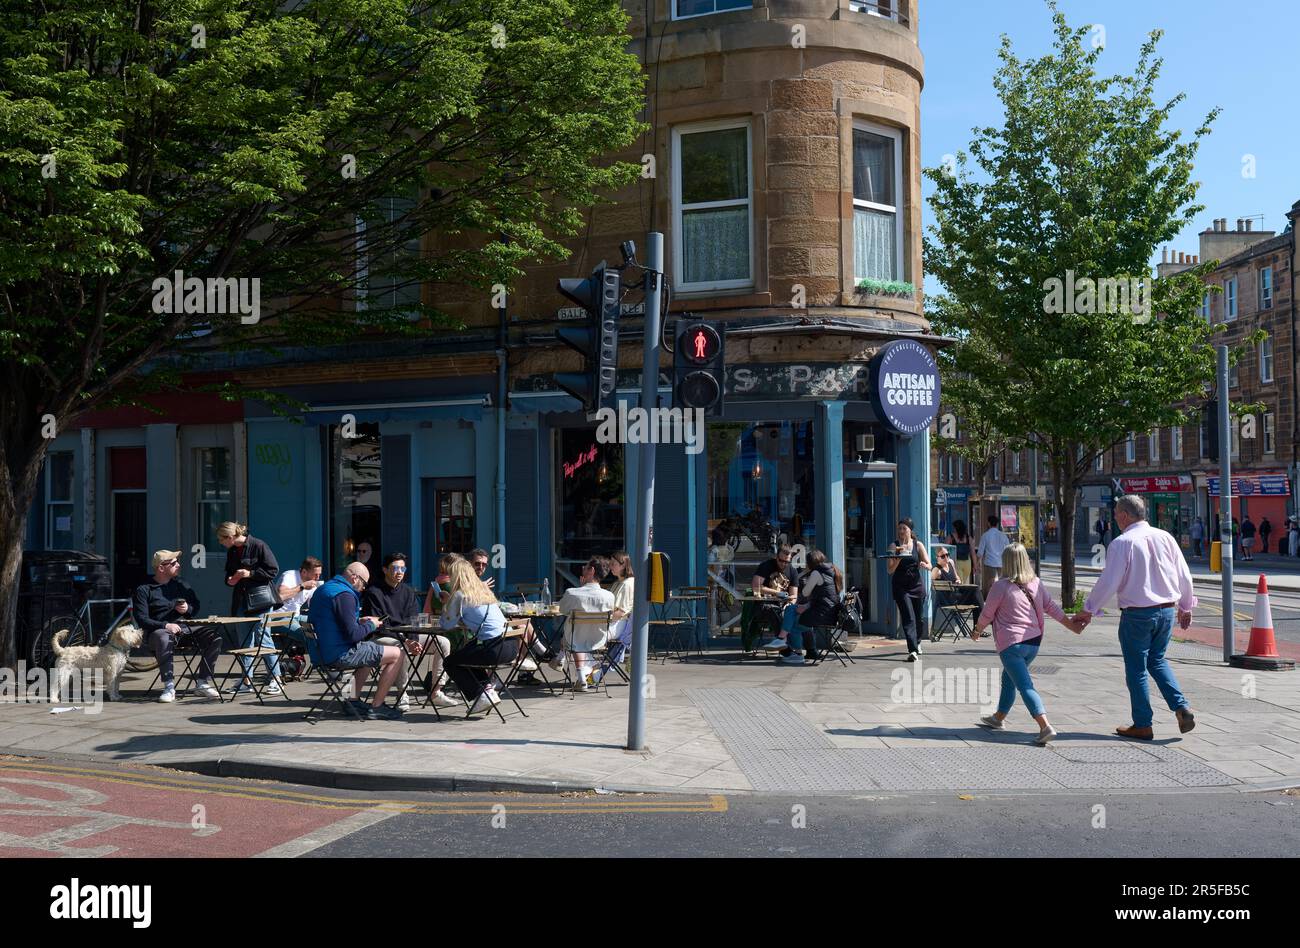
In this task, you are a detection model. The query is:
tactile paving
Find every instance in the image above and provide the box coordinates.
[689,687,1240,792]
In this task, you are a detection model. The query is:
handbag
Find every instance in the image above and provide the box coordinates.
[245,583,277,615]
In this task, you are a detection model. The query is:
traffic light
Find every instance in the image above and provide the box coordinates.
[673,319,725,415]
[1202,400,1219,462]
[555,262,622,413]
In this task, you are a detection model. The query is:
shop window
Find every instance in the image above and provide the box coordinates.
[674,122,752,290]
[329,423,382,575]
[45,451,75,549]
[707,421,816,583]
[555,429,625,575]
[853,124,903,283]
[195,448,233,549]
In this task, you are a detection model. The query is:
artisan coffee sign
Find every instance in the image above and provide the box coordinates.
[869,340,940,435]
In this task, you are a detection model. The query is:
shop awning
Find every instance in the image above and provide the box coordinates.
[1119,475,1192,493]
[304,396,489,425]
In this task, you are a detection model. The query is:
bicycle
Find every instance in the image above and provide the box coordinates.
[30,598,155,672]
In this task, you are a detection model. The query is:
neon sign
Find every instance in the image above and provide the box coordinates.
[564,444,599,479]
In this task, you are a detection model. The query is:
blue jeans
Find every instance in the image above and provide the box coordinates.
[997,643,1045,718]
[238,616,282,680]
[1118,606,1188,728]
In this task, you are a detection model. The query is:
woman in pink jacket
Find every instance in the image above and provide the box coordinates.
[972,543,1083,745]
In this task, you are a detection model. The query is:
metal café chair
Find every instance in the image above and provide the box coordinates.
[143,621,226,702]
[224,609,299,703]
[561,610,615,697]
[302,624,376,723]
[931,581,977,642]
[459,622,531,722]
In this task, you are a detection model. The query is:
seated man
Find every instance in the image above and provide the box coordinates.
[277,555,323,632]
[363,552,458,710]
[551,555,615,691]
[306,562,411,720]
[752,546,799,652]
[133,550,221,702]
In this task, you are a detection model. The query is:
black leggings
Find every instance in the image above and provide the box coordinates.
[445,636,520,701]
[892,587,927,653]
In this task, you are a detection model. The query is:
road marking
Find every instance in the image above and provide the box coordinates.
[252,806,402,858]
[0,762,728,816]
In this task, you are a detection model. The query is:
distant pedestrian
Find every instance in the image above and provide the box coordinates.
[1095,515,1109,548]
[1241,516,1256,562]
[1259,517,1272,554]
[1189,517,1204,558]
[1074,495,1197,741]
[1231,517,1241,559]
[976,514,1010,599]
[948,519,973,584]
[973,543,1082,745]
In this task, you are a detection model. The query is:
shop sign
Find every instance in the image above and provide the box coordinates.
[1119,475,1192,493]
[563,443,598,479]
[1208,470,1289,496]
[935,488,947,506]
[868,340,941,435]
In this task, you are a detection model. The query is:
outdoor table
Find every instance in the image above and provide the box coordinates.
[177,615,261,702]
[737,594,788,656]
[653,592,709,660]
[378,621,450,713]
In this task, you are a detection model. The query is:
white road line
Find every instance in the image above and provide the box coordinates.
[253,806,402,858]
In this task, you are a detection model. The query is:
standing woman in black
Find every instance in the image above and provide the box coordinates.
[217,521,283,694]
[887,517,931,661]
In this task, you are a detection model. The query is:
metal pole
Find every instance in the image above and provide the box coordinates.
[627,232,663,752]
[1218,346,1234,663]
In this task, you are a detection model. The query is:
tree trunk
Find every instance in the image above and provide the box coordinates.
[0,439,49,670]
[1056,469,1077,608]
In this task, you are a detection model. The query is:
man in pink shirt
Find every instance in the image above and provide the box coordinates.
[1075,495,1197,740]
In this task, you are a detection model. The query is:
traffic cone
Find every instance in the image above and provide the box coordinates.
[1230,575,1295,670]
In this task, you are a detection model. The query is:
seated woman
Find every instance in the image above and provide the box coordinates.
[932,547,984,609]
[439,559,517,714]
[592,551,634,684]
[778,549,840,666]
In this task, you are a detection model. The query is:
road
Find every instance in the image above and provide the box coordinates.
[1,757,1297,858]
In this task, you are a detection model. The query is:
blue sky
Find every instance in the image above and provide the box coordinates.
[919,0,1298,274]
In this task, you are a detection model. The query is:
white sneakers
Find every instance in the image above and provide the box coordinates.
[470,689,502,714]
[158,683,176,703]
[430,691,462,708]
[763,638,787,650]
[519,657,539,672]
[192,679,220,699]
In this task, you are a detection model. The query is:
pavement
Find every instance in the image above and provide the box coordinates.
[4,605,1300,797]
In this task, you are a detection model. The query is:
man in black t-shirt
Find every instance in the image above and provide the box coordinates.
[133,550,221,702]
[752,546,800,656]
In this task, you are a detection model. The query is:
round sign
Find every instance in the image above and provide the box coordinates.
[868,340,941,436]
[681,324,721,364]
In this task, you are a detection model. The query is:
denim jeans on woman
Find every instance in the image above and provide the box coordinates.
[1117,605,1188,728]
[238,612,282,680]
[996,642,1045,718]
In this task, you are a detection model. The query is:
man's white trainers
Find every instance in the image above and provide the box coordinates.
[430,691,462,708]
[192,679,220,699]
[469,691,501,714]
[158,683,176,703]
[520,657,539,672]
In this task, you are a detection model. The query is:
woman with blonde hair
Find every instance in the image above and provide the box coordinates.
[439,558,515,714]
[217,521,283,695]
[972,543,1082,745]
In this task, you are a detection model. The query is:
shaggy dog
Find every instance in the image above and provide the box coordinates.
[50,624,144,702]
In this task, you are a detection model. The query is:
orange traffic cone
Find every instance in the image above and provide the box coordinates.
[1230,575,1295,670]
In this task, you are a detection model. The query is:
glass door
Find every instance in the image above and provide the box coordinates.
[844,473,896,633]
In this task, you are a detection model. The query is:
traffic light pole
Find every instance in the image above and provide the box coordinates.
[627,232,663,753]
[1218,346,1234,663]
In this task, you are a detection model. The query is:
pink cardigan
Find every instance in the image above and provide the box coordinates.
[976,577,1067,653]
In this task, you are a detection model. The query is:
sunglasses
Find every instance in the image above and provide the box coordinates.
[473,561,488,568]
[387,566,407,573]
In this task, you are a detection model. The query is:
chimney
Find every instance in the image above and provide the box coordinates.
[1179,252,1186,264]
[1162,249,1169,264]
[1193,255,1198,264]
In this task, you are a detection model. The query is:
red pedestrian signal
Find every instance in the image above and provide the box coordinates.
[673,319,725,414]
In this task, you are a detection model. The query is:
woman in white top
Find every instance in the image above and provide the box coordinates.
[593,551,635,683]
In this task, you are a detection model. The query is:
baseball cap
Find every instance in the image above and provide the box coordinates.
[152,550,182,570]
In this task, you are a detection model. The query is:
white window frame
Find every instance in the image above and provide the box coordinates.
[1012,451,1020,475]
[1201,290,1211,321]
[1125,433,1135,464]
[1224,277,1237,320]
[1172,425,1183,461]
[1148,430,1159,463]
[45,451,75,548]
[1259,267,1273,310]
[851,120,905,283]
[672,0,752,21]
[672,119,754,293]
[1264,411,1276,455]
[1260,335,1274,383]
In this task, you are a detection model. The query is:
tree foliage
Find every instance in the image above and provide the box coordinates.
[923,3,1222,600]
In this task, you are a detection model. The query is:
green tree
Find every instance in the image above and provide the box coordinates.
[924,4,1222,605]
[0,0,648,666]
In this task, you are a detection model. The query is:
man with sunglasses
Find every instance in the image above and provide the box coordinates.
[133,550,221,702]
[467,547,496,589]
[752,546,803,662]
[360,552,452,710]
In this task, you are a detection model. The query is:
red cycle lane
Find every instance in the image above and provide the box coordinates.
[0,762,376,858]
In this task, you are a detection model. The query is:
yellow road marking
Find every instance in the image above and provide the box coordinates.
[0,761,728,815]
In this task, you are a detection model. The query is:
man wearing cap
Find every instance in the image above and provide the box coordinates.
[1073,495,1197,740]
[132,551,222,702]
